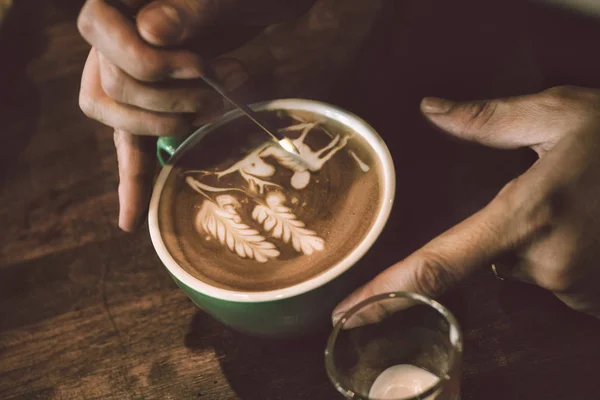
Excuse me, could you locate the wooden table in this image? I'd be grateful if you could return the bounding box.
[2,1,600,399]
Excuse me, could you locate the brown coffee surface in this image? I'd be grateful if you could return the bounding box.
[158,110,384,292]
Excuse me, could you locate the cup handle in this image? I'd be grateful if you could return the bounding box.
[157,136,187,166]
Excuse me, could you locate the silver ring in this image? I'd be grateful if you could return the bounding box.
[491,264,506,281]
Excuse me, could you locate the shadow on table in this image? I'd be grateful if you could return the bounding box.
[185,311,340,400]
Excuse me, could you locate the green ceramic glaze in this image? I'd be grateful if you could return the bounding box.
[157,136,186,166]
[150,100,395,337]
[169,264,365,338]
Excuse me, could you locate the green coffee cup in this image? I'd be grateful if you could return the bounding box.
[150,99,395,337]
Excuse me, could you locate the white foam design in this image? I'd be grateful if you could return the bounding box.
[184,119,368,262]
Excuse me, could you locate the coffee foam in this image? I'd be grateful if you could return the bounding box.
[158,110,385,292]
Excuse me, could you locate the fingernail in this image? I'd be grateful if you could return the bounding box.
[138,4,183,46]
[118,210,136,233]
[119,204,148,233]
[421,97,454,114]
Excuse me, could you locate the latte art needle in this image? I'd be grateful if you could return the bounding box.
[200,73,300,155]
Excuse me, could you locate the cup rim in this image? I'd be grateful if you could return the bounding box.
[324,291,463,400]
[148,98,396,303]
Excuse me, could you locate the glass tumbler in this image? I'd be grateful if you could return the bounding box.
[325,292,462,400]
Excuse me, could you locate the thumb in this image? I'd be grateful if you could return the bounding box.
[201,32,274,101]
[420,90,578,152]
[189,56,250,126]
[214,31,273,81]
[332,195,516,328]
[136,0,236,46]
[185,36,269,126]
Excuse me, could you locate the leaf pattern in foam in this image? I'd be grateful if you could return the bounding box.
[196,195,280,263]
[252,193,325,256]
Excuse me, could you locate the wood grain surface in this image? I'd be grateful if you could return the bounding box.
[2,1,600,399]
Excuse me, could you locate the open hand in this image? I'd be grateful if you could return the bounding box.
[333,86,600,325]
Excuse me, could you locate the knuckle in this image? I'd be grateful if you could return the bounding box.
[410,254,458,297]
[78,89,96,119]
[128,51,168,82]
[167,96,188,113]
[538,262,575,293]
[541,86,580,109]
[100,63,125,101]
[525,190,566,243]
[528,189,564,232]
[494,177,563,241]
[529,235,579,293]
[545,85,577,98]
[541,86,600,119]
[460,100,499,138]
[76,12,94,40]
[544,85,584,102]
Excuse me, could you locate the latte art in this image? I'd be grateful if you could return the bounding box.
[158,110,384,291]
[183,119,357,262]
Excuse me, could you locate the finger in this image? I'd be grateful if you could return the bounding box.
[135,0,312,47]
[136,0,231,46]
[492,255,600,318]
[97,52,244,116]
[97,52,213,113]
[116,0,150,8]
[189,56,251,125]
[420,86,596,154]
[555,291,600,319]
[217,36,272,80]
[332,195,517,327]
[78,0,204,81]
[80,49,193,136]
[108,0,151,10]
[114,129,156,232]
